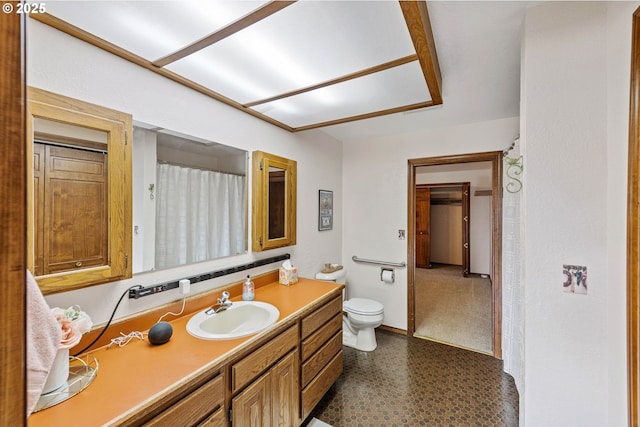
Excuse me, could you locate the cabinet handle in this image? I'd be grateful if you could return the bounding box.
[75,261,82,267]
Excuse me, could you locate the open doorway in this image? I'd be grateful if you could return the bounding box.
[407,152,503,358]
[415,182,471,274]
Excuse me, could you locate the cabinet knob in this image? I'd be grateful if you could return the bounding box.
[75,261,83,267]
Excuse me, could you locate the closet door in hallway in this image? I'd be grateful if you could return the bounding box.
[415,187,431,268]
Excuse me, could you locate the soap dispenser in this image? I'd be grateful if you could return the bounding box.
[242,275,254,301]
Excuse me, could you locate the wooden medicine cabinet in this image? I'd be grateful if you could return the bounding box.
[27,87,132,294]
[252,151,297,251]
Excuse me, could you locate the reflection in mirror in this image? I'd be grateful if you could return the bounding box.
[33,118,108,276]
[268,166,285,240]
[132,125,247,273]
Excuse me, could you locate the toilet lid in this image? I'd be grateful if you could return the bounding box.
[344,298,384,315]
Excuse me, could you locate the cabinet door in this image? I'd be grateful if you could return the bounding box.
[415,187,431,268]
[232,371,271,427]
[270,351,299,427]
[41,144,108,274]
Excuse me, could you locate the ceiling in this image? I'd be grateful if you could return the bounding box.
[34,1,533,142]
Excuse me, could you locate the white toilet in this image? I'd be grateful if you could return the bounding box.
[315,268,384,352]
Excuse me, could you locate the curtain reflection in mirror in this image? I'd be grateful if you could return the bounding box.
[155,163,246,269]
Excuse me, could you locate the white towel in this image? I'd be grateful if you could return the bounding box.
[25,270,61,416]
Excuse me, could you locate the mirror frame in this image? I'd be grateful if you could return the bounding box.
[27,87,133,294]
[252,150,297,251]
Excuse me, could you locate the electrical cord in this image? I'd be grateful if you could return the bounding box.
[72,284,143,357]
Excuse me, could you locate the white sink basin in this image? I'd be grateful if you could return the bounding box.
[186,301,280,340]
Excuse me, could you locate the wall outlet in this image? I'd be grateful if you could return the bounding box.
[179,279,191,295]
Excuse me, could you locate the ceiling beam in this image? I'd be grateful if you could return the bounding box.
[245,54,419,108]
[152,1,296,68]
[399,1,442,105]
[291,100,436,132]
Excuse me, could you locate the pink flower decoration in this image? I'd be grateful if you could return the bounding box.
[52,306,93,350]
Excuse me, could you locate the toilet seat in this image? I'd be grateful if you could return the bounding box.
[344,298,384,316]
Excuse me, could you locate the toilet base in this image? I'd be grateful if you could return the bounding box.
[342,317,378,352]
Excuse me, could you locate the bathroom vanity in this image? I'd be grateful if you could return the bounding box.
[28,274,343,427]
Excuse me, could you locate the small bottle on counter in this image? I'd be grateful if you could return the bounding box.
[242,275,254,301]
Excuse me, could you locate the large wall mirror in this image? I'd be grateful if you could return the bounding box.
[252,151,297,251]
[132,124,247,273]
[27,87,133,294]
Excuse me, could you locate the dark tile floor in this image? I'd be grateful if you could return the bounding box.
[306,330,519,427]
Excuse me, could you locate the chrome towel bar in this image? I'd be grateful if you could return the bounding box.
[352,256,406,268]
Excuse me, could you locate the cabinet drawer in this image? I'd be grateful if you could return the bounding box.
[301,312,342,361]
[301,296,342,340]
[302,331,342,387]
[301,350,343,420]
[197,407,226,427]
[144,374,224,427]
[232,324,298,393]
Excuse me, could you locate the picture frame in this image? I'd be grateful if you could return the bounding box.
[318,190,333,231]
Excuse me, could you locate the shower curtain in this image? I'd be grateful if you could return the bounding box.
[502,139,524,394]
[155,163,246,270]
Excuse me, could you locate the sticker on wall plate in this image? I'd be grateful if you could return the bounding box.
[562,264,587,295]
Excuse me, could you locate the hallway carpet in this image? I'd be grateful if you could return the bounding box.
[414,264,493,354]
[307,330,519,426]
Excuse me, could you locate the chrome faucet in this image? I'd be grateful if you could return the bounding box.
[205,291,232,315]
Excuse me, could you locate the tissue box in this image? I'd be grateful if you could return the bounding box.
[279,267,298,285]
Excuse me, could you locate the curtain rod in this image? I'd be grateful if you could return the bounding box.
[157,160,246,177]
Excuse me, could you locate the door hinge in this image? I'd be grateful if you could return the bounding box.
[259,159,264,170]
[228,407,232,423]
[125,253,129,269]
[125,131,129,145]
[259,236,263,246]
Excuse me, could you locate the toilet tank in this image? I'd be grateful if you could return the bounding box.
[315,268,346,284]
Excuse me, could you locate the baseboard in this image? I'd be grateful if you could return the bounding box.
[379,324,407,335]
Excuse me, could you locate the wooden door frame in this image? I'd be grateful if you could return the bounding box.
[408,151,503,358]
[462,182,471,276]
[628,7,640,427]
[0,7,26,426]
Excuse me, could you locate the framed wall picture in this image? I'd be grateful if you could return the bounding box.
[318,190,333,231]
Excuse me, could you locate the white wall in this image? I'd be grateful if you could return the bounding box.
[521,2,636,425]
[342,117,518,330]
[27,20,343,325]
[430,204,463,265]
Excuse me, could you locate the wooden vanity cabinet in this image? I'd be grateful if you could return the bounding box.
[231,325,299,427]
[142,371,225,427]
[232,350,298,427]
[300,296,343,420]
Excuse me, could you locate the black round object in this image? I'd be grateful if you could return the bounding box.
[148,321,173,345]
